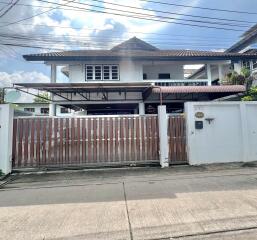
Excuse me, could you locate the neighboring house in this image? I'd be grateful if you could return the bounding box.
[15,103,74,116]
[15,37,257,115]
[191,24,257,80]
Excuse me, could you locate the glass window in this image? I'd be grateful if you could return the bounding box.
[94,65,102,80]
[86,65,119,80]
[40,108,49,114]
[111,65,118,80]
[60,107,69,113]
[86,65,93,80]
[143,73,147,80]
[103,65,110,80]
[158,73,170,79]
[24,108,35,112]
[242,61,251,70]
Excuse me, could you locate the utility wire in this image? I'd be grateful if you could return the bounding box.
[0,21,241,40]
[0,32,236,44]
[0,0,77,28]
[0,0,247,32]
[0,0,13,13]
[138,0,257,15]
[0,0,255,24]
[88,0,255,25]
[35,0,248,30]
[0,0,19,18]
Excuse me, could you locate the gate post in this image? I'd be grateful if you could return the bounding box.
[0,104,14,175]
[158,105,169,168]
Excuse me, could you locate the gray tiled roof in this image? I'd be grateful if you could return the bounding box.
[23,37,257,61]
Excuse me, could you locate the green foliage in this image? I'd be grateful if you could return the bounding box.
[223,71,245,85]
[223,67,251,86]
[241,67,251,78]
[33,92,50,103]
[0,88,4,104]
[0,169,3,176]
[242,86,257,101]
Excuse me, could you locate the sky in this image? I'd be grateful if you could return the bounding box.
[0,0,257,102]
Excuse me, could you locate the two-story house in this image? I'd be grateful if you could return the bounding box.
[17,37,257,115]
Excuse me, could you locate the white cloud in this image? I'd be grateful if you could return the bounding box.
[0,71,50,102]
[0,0,202,50]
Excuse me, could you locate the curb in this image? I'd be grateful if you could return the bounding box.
[0,174,12,188]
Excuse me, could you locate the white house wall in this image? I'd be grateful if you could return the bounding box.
[143,64,184,79]
[68,61,184,82]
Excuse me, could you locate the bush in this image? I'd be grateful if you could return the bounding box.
[241,86,257,101]
[0,169,3,176]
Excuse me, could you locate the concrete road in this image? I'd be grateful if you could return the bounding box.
[1,164,257,240]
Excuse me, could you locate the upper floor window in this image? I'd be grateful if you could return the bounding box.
[40,108,49,114]
[158,73,170,79]
[24,108,35,113]
[60,107,69,114]
[242,61,251,70]
[85,65,119,81]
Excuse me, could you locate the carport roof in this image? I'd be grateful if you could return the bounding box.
[14,82,152,93]
[151,85,246,94]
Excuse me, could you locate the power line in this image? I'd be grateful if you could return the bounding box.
[0,0,77,28]
[0,32,236,44]
[35,0,247,30]
[0,21,240,40]
[0,0,13,13]
[0,0,255,25]
[88,0,255,25]
[0,0,247,32]
[0,0,19,18]
[138,0,257,15]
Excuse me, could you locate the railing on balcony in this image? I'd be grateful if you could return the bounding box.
[143,79,210,86]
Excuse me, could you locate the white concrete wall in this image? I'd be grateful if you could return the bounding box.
[0,104,13,175]
[185,102,257,165]
[143,64,184,79]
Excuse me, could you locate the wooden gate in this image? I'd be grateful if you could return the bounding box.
[168,115,187,164]
[12,115,160,169]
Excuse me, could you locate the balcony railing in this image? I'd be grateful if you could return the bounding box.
[144,79,209,86]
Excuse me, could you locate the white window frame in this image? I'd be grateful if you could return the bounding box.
[85,64,119,81]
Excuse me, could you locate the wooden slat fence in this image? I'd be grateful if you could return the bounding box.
[12,115,160,168]
[168,115,187,164]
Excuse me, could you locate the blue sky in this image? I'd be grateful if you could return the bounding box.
[0,0,257,97]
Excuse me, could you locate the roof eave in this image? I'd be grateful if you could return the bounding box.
[22,55,257,62]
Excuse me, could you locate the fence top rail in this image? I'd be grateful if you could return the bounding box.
[14,114,159,119]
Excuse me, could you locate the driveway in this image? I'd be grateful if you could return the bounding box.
[1,164,257,240]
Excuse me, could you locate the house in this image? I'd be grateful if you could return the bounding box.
[15,37,257,115]
[191,24,257,80]
[15,103,74,116]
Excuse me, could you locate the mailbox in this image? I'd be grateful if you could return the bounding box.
[195,121,203,130]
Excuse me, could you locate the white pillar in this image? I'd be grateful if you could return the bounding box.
[0,104,13,175]
[138,102,145,115]
[50,64,57,116]
[218,64,223,83]
[206,64,212,86]
[234,62,242,73]
[158,105,169,168]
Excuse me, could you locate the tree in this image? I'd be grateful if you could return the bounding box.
[33,92,50,103]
